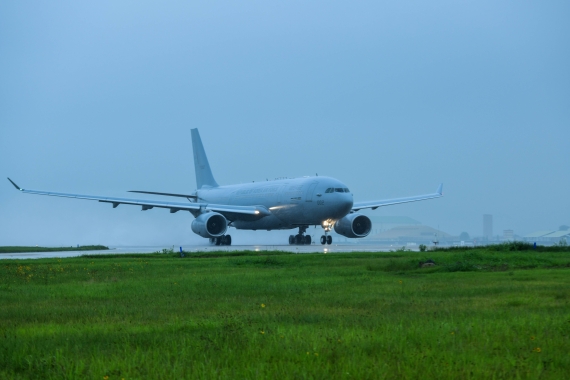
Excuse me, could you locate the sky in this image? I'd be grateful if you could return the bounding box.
[1,1,569,246]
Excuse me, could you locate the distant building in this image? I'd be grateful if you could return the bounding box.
[523,230,554,242]
[524,230,570,244]
[483,214,493,239]
[503,230,514,241]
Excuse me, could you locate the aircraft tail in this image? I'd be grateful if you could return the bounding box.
[191,129,219,189]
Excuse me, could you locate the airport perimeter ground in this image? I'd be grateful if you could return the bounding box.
[1,245,569,379]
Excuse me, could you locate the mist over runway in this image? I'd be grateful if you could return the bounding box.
[0,244,404,260]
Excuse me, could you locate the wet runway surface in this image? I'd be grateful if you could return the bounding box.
[0,244,402,260]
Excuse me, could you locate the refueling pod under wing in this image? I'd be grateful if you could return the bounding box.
[334,214,372,238]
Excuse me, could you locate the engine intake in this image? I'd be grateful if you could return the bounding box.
[191,212,228,238]
[334,214,372,238]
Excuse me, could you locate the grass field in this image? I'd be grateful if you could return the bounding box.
[0,245,109,254]
[1,245,569,379]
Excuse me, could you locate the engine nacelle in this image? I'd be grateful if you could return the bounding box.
[334,214,372,238]
[191,212,228,238]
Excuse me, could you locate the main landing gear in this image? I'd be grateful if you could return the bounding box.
[289,226,311,245]
[209,235,232,246]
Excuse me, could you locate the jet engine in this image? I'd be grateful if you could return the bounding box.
[191,212,228,238]
[333,214,372,238]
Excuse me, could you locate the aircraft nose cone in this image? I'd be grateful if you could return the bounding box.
[340,194,353,214]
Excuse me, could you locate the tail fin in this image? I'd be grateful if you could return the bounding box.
[191,129,219,189]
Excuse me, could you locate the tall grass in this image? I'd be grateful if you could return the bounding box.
[368,247,570,273]
[434,241,570,252]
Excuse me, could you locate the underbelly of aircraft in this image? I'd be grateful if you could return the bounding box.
[233,214,291,230]
[232,202,337,230]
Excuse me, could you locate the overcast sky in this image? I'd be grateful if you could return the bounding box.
[1,1,568,246]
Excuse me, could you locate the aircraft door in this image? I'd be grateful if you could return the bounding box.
[302,182,319,222]
[277,184,287,205]
[304,182,318,202]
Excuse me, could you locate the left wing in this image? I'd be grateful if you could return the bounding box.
[7,178,270,217]
[352,183,443,211]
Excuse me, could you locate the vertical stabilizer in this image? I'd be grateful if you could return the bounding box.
[191,129,219,188]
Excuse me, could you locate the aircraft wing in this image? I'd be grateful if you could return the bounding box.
[352,183,443,211]
[7,178,269,217]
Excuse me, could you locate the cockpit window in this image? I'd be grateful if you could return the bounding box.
[327,187,349,193]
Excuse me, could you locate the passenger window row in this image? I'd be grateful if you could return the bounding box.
[325,187,350,193]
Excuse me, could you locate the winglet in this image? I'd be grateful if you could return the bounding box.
[436,183,443,196]
[7,178,23,191]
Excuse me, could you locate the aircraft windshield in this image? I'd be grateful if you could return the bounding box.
[327,187,350,193]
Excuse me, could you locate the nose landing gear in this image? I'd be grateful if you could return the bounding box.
[289,226,311,245]
[320,222,333,245]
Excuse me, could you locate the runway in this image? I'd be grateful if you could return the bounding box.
[0,243,406,260]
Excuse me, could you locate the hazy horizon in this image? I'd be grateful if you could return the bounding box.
[1,1,569,246]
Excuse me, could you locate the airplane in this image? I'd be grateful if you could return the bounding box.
[7,128,443,246]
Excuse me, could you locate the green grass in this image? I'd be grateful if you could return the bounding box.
[0,245,109,253]
[1,248,569,379]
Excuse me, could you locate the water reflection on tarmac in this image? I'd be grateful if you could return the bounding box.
[0,244,404,260]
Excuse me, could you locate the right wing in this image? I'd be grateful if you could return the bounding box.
[352,183,443,211]
[7,178,270,217]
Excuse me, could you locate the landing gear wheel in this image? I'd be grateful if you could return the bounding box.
[215,237,222,246]
[326,235,332,245]
[222,235,231,246]
[289,235,295,245]
[320,235,326,245]
[304,235,311,245]
[295,234,304,245]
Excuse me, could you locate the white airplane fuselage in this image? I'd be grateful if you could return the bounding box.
[196,176,353,230]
